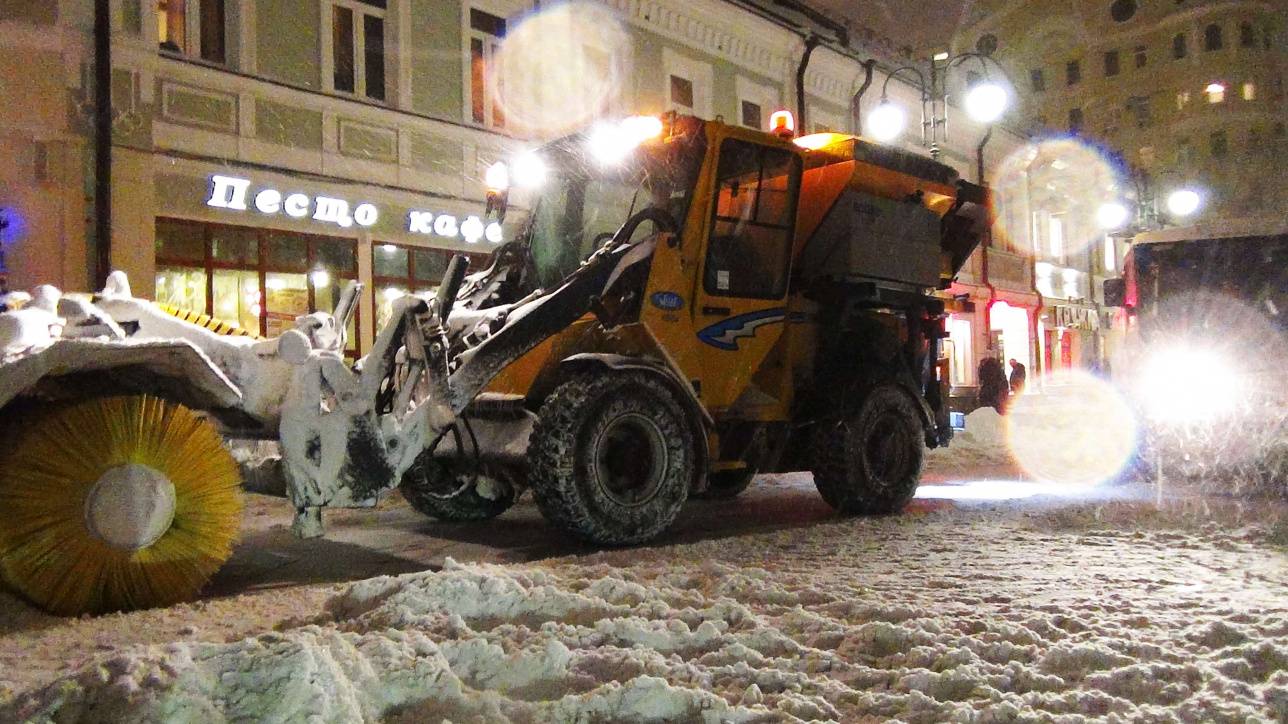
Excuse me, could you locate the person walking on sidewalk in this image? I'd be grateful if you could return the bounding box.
[1008,358,1027,395]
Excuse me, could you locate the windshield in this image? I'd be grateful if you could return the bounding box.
[1134,234,1288,331]
[522,131,706,287]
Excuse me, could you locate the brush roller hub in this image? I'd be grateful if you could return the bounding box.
[84,463,177,550]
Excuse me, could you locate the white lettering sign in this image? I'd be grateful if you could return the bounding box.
[207,175,250,210]
[313,197,354,228]
[283,192,310,218]
[460,216,484,243]
[353,203,379,227]
[204,175,499,241]
[408,211,434,234]
[433,214,459,238]
[254,189,281,214]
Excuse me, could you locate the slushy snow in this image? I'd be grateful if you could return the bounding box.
[6,502,1285,723]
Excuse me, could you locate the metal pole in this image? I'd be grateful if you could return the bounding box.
[93,0,113,288]
[795,36,820,133]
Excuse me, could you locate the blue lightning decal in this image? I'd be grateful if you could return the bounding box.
[696,308,787,351]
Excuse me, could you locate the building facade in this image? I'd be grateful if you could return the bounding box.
[954,0,1288,221]
[1,0,1031,382]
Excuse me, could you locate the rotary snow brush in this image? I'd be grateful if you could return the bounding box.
[0,396,243,615]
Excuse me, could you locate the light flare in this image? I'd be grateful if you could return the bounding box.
[1007,369,1138,487]
[491,3,629,138]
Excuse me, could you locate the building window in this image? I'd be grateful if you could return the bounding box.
[1206,82,1225,103]
[1204,24,1223,51]
[468,8,506,127]
[1133,45,1147,68]
[328,1,386,101]
[1068,107,1084,131]
[670,75,694,109]
[1173,33,1187,59]
[154,219,361,357]
[371,244,487,330]
[740,100,761,129]
[1110,0,1137,22]
[1210,130,1228,157]
[1242,81,1256,100]
[1066,60,1081,85]
[1176,90,1190,109]
[1176,137,1194,165]
[1030,68,1045,92]
[1103,50,1120,76]
[158,0,225,63]
[1240,22,1256,48]
[1049,215,1065,263]
[1126,95,1151,127]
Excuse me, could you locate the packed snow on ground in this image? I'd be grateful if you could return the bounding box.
[3,499,1285,723]
[928,406,1014,469]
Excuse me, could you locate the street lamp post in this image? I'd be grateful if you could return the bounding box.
[1100,165,1204,235]
[867,51,1012,166]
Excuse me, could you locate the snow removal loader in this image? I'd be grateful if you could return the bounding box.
[0,111,987,614]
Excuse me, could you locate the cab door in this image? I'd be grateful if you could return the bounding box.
[643,134,803,413]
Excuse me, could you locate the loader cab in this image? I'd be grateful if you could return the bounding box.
[641,121,805,413]
[516,115,710,288]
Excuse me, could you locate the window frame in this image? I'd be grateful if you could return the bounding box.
[701,138,803,300]
[1103,50,1120,77]
[1173,33,1188,59]
[369,242,488,329]
[157,0,227,64]
[321,0,389,103]
[465,6,507,129]
[1066,59,1081,85]
[1204,23,1224,51]
[154,218,362,357]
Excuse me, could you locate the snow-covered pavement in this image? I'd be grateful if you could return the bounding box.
[2,471,1284,723]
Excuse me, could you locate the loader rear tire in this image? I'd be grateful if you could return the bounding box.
[528,371,692,545]
[811,385,924,514]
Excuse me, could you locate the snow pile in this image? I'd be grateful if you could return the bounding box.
[7,507,1287,722]
[928,406,1014,468]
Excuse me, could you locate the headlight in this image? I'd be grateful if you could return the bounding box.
[1139,345,1242,424]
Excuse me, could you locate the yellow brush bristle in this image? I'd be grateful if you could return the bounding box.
[0,396,243,615]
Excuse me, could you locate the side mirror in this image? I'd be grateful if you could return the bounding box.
[1102,278,1125,307]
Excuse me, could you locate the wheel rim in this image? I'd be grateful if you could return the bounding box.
[593,412,668,507]
[864,412,912,491]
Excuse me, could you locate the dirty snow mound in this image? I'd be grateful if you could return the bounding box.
[8,507,1287,723]
[929,406,1014,467]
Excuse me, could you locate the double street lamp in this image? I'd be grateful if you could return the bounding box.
[866,51,1012,160]
[1096,167,1204,233]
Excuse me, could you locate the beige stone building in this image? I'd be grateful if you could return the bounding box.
[1,0,1036,400]
[954,0,1288,221]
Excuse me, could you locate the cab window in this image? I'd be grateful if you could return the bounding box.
[703,139,801,298]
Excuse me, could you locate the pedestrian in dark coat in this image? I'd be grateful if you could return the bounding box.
[978,357,1009,413]
[1008,358,1027,394]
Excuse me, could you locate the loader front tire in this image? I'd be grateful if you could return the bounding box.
[811,385,924,514]
[528,372,692,545]
[399,450,516,522]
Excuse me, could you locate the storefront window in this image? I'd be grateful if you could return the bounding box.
[155,218,360,357]
[371,242,485,330]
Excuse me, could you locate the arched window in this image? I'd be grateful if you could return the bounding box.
[1204,23,1223,51]
[1240,22,1256,47]
[1172,33,1188,59]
